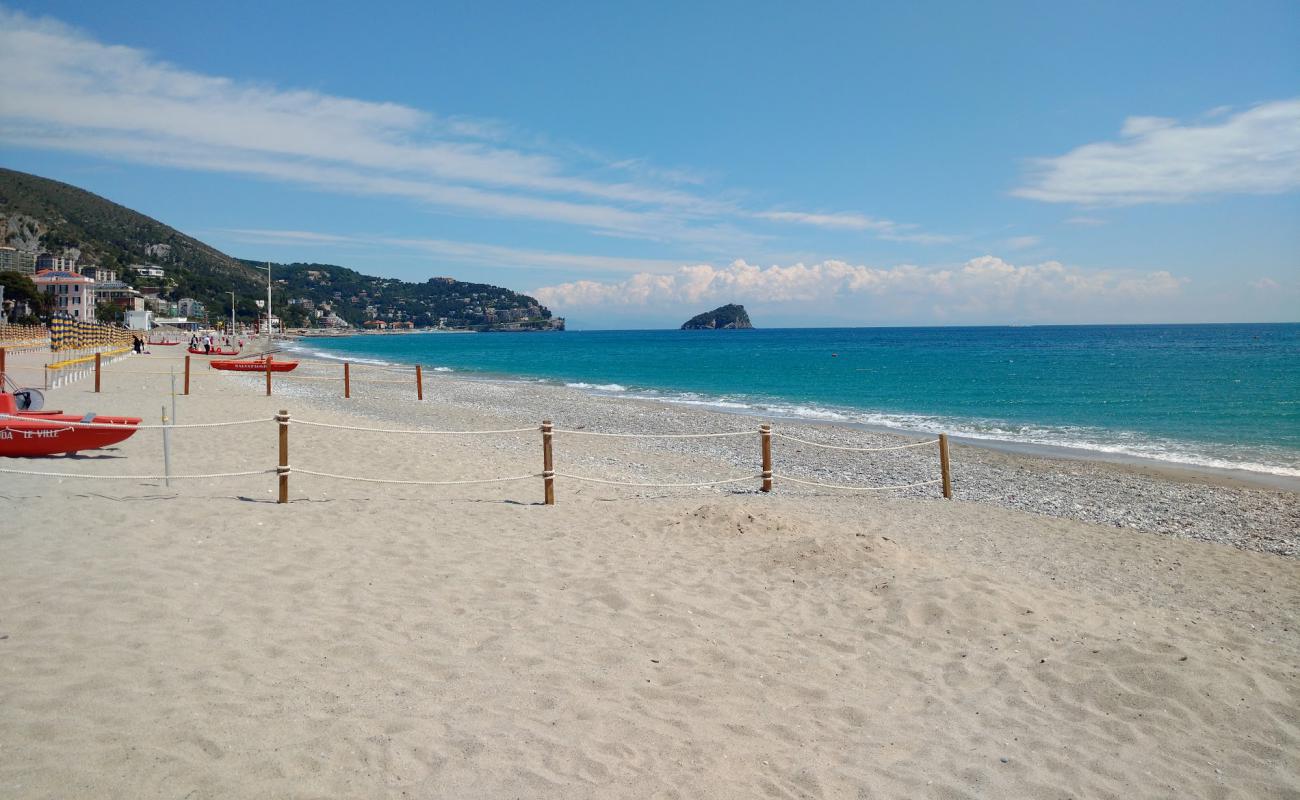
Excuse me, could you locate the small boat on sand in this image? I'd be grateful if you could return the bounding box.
[210,356,299,373]
[0,394,141,457]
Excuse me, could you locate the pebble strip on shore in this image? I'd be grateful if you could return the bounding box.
[227,357,1299,557]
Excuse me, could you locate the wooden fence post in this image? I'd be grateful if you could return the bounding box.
[183,355,191,395]
[265,354,273,396]
[416,365,423,400]
[541,420,555,505]
[277,409,290,504]
[344,362,351,398]
[94,352,101,393]
[761,423,773,492]
[939,433,952,499]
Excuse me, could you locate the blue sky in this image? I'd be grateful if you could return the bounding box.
[1,0,1296,328]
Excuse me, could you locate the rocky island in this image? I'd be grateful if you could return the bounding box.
[680,304,753,330]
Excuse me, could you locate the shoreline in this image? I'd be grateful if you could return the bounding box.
[254,348,1296,556]
[284,338,1300,493]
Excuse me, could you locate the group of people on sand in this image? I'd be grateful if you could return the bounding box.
[188,333,243,354]
[131,335,149,355]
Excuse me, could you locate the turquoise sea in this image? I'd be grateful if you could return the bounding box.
[290,324,1300,478]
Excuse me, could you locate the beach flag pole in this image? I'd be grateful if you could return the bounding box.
[541,420,555,505]
[760,424,773,492]
[939,434,952,499]
[265,354,273,396]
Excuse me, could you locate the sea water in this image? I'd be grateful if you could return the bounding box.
[291,324,1300,478]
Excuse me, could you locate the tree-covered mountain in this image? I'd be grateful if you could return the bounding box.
[249,260,557,330]
[0,167,560,331]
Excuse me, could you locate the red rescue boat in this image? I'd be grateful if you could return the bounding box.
[210,356,298,372]
[0,394,141,457]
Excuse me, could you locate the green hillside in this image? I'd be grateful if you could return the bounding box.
[0,168,560,331]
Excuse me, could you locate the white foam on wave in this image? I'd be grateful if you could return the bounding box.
[634,390,1300,478]
[566,382,628,392]
[299,349,398,367]
[849,410,1300,478]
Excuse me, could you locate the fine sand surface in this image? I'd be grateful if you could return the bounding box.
[1,350,1297,799]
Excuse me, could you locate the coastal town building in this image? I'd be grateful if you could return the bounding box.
[81,266,118,283]
[95,280,144,311]
[36,253,79,271]
[0,246,38,274]
[131,264,166,278]
[32,269,95,320]
[177,297,206,319]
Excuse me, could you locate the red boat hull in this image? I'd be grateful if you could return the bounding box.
[211,359,299,372]
[0,396,141,457]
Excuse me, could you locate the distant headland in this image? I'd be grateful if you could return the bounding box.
[680,304,753,330]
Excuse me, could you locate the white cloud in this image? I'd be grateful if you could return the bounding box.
[1004,235,1042,250]
[1014,98,1300,205]
[534,256,1186,322]
[1064,216,1107,226]
[755,210,953,244]
[0,10,727,240]
[0,8,946,250]
[756,210,898,231]
[219,228,683,273]
[1250,277,1280,290]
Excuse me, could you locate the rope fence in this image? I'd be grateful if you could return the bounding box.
[0,408,956,504]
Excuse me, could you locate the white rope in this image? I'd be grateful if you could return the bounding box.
[774,475,943,491]
[554,429,754,439]
[0,467,274,480]
[0,414,273,430]
[292,418,535,435]
[554,472,761,488]
[773,433,939,452]
[294,468,538,486]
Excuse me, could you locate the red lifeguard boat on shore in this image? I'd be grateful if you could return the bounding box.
[210,356,298,372]
[0,394,141,457]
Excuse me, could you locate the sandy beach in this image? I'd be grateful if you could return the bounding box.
[2,348,1297,799]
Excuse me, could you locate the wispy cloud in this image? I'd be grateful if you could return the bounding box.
[1014,98,1300,205]
[0,8,946,250]
[535,256,1185,322]
[1003,235,1042,250]
[1064,216,1107,226]
[756,210,954,244]
[756,210,898,231]
[220,228,684,274]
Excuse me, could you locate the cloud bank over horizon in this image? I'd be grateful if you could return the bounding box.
[534,256,1188,324]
